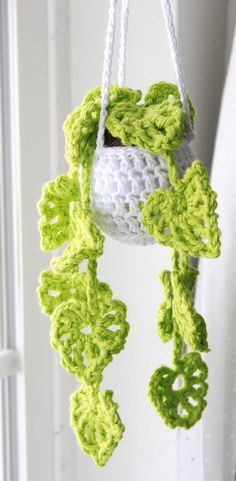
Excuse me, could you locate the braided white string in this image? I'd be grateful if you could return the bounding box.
[118,0,129,87]
[161,0,193,136]
[96,0,118,148]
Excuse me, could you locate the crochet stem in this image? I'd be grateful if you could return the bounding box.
[70,165,82,208]
[172,250,189,273]
[179,254,189,272]
[172,323,183,366]
[87,258,99,312]
[171,249,180,270]
[163,151,179,187]
[81,164,92,210]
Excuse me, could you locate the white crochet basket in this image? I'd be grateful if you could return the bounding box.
[91,0,194,246]
[91,142,194,245]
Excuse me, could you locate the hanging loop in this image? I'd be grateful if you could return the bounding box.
[161,0,193,136]
[118,0,129,87]
[97,0,194,150]
[96,0,118,149]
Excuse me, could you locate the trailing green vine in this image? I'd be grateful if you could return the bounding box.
[141,150,220,428]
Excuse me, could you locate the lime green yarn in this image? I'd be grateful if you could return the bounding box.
[157,265,209,352]
[38,83,167,465]
[141,157,221,258]
[147,251,209,429]
[148,349,208,429]
[38,174,80,251]
[50,295,128,386]
[144,82,195,130]
[171,269,209,353]
[106,82,194,153]
[38,164,129,466]
[63,82,194,171]
[106,97,184,152]
[70,385,125,467]
[141,141,221,429]
[38,183,129,465]
[63,84,142,168]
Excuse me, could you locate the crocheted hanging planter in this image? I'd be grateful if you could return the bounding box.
[37,0,221,468]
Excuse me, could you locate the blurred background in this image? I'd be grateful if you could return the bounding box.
[0,1,235,480]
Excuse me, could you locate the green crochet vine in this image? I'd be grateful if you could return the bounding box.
[141,147,220,428]
[38,82,221,466]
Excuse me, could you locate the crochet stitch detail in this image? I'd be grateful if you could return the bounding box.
[144,82,194,124]
[157,266,209,352]
[38,174,79,251]
[63,82,193,169]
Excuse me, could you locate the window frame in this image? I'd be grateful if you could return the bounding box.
[0,1,25,480]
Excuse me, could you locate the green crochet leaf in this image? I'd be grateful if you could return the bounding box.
[70,385,125,466]
[38,174,79,252]
[157,266,208,352]
[106,96,185,153]
[148,352,208,429]
[38,266,117,318]
[64,84,142,167]
[49,205,105,274]
[50,294,129,386]
[38,269,89,316]
[141,160,221,258]
[144,81,195,127]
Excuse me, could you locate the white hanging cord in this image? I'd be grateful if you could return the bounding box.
[118,0,129,87]
[97,0,193,149]
[161,0,193,136]
[97,0,118,148]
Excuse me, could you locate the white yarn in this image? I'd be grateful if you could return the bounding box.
[161,0,193,137]
[91,143,194,245]
[118,0,129,87]
[97,0,118,148]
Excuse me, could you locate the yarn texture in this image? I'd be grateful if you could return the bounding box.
[38,81,221,465]
[141,156,220,256]
[141,152,221,429]
[91,142,194,244]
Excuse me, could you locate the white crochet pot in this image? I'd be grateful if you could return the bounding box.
[91,143,194,245]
